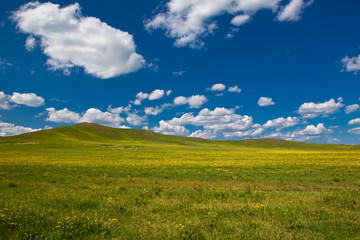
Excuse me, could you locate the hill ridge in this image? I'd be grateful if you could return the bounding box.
[1,123,359,150]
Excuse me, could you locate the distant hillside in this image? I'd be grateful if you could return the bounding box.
[0,122,359,150]
[0,123,211,146]
[225,138,360,150]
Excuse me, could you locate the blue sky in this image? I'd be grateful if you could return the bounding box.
[1,0,360,144]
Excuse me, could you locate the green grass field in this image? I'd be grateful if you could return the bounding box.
[1,123,360,239]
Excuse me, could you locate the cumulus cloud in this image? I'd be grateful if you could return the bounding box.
[342,55,360,73]
[145,0,311,48]
[12,1,145,79]
[328,138,341,144]
[153,120,189,136]
[264,123,333,142]
[155,107,254,138]
[134,92,148,105]
[45,107,150,127]
[258,97,275,107]
[25,35,36,51]
[228,85,242,93]
[297,98,344,119]
[125,113,147,126]
[348,118,360,125]
[173,95,208,108]
[277,0,313,22]
[9,92,44,107]
[230,14,250,26]
[0,91,45,109]
[0,121,41,136]
[348,127,360,135]
[81,108,124,127]
[187,95,208,108]
[145,106,163,116]
[153,107,333,142]
[0,91,10,110]
[107,105,131,114]
[46,107,80,123]
[136,92,149,100]
[210,83,226,91]
[263,117,299,130]
[345,104,360,114]
[296,123,332,136]
[173,96,188,106]
[148,89,165,100]
[223,126,264,138]
[189,129,217,139]
[169,107,252,131]
[133,89,167,105]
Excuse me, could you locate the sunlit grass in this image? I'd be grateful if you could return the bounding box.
[1,140,360,239]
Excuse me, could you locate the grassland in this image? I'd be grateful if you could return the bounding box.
[1,123,360,239]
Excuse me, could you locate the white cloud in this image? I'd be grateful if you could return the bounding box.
[230,14,250,26]
[125,113,147,126]
[157,107,254,138]
[25,35,36,51]
[169,107,252,131]
[345,104,360,114]
[223,127,263,138]
[258,97,275,107]
[12,2,145,79]
[328,138,341,144]
[348,118,360,125]
[134,92,148,105]
[296,123,333,136]
[298,98,344,119]
[187,95,208,108]
[0,121,41,136]
[145,106,163,116]
[277,0,313,22]
[0,91,10,110]
[173,96,188,106]
[263,116,299,130]
[107,105,131,114]
[81,108,125,127]
[189,130,216,139]
[348,127,360,135]
[9,92,44,107]
[173,95,208,108]
[0,91,45,109]
[228,85,242,93]
[133,100,142,106]
[136,92,149,100]
[46,107,80,123]
[210,83,226,91]
[145,0,311,48]
[342,55,360,73]
[153,120,189,136]
[133,89,166,105]
[264,123,333,142]
[46,107,133,127]
[148,89,165,100]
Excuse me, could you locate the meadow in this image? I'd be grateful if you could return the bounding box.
[0,123,360,239]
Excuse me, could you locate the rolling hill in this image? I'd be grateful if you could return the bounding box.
[0,122,359,150]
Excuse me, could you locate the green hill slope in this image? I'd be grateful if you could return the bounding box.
[0,123,211,146]
[0,122,359,150]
